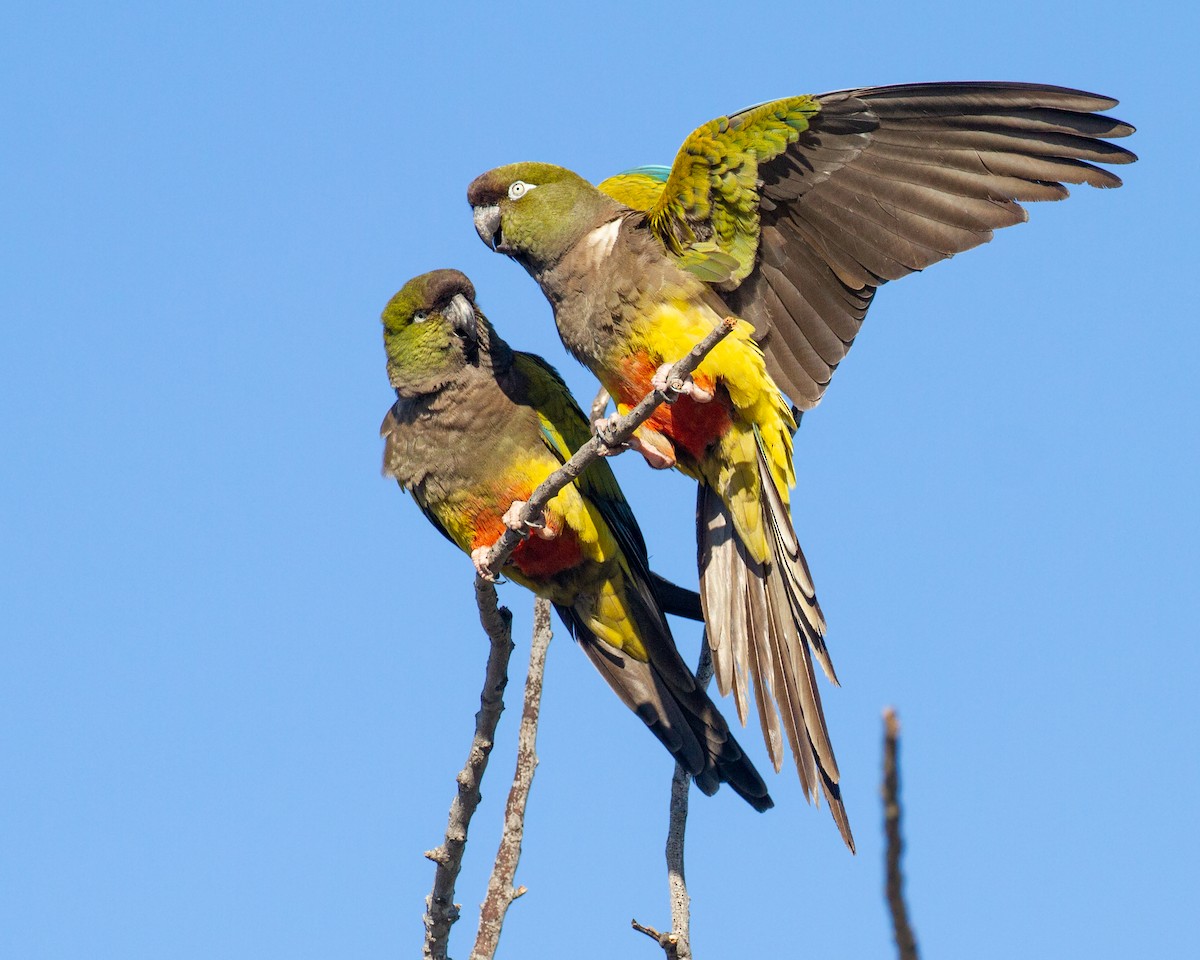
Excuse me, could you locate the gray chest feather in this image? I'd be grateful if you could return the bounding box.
[541,217,681,368]
[381,369,532,501]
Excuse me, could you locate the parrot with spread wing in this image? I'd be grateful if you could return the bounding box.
[466,82,1135,847]
[380,268,774,814]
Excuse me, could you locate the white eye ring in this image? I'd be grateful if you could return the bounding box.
[412,310,428,324]
[508,180,535,200]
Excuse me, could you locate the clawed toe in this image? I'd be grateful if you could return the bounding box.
[502,500,555,539]
[593,415,628,455]
[471,546,498,581]
[651,363,712,403]
[502,501,537,532]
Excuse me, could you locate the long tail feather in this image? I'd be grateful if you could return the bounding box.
[697,472,854,849]
[555,603,773,812]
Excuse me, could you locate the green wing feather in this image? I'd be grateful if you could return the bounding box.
[598,96,821,288]
[512,352,650,567]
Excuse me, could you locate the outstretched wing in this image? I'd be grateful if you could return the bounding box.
[599,82,1137,408]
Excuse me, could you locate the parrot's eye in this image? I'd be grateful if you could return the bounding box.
[508,180,535,200]
[412,311,429,324]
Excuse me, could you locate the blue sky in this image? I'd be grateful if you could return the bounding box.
[2,1,1196,957]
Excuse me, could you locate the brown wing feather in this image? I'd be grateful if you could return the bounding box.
[724,82,1135,407]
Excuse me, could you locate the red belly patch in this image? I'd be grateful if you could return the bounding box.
[470,498,584,580]
[510,530,584,579]
[613,352,732,461]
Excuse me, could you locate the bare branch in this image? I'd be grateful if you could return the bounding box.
[471,598,553,960]
[476,318,739,580]
[421,580,516,960]
[633,635,714,959]
[883,707,920,960]
[664,637,713,959]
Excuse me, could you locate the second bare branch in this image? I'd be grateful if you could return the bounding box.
[421,580,516,960]
[471,598,553,960]
[883,707,920,960]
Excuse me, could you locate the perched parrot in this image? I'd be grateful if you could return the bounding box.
[380,268,773,813]
[466,82,1135,848]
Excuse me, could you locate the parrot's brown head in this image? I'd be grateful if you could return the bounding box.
[468,162,625,275]
[381,269,494,397]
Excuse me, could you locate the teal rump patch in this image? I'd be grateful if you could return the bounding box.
[615,165,671,182]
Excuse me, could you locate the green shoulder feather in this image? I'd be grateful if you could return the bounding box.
[597,164,671,211]
[598,96,820,288]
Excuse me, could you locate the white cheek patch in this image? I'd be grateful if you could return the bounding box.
[583,219,621,261]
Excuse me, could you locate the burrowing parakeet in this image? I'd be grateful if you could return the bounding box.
[380,269,772,811]
[467,81,1135,849]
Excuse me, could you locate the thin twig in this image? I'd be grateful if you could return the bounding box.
[630,920,682,959]
[883,707,920,960]
[635,636,714,959]
[470,598,553,960]
[666,637,713,958]
[477,317,739,580]
[421,580,516,960]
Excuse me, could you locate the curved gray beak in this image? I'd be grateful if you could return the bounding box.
[472,204,502,251]
[445,293,477,344]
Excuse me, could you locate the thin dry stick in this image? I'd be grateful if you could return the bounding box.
[631,919,682,959]
[666,637,713,957]
[632,637,713,959]
[477,317,738,580]
[421,580,516,960]
[471,598,553,960]
[883,707,920,960]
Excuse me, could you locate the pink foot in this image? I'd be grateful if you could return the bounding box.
[651,363,712,403]
[502,501,557,539]
[593,414,630,456]
[471,546,498,581]
[594,415,676,470]
[629,433,676,469]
